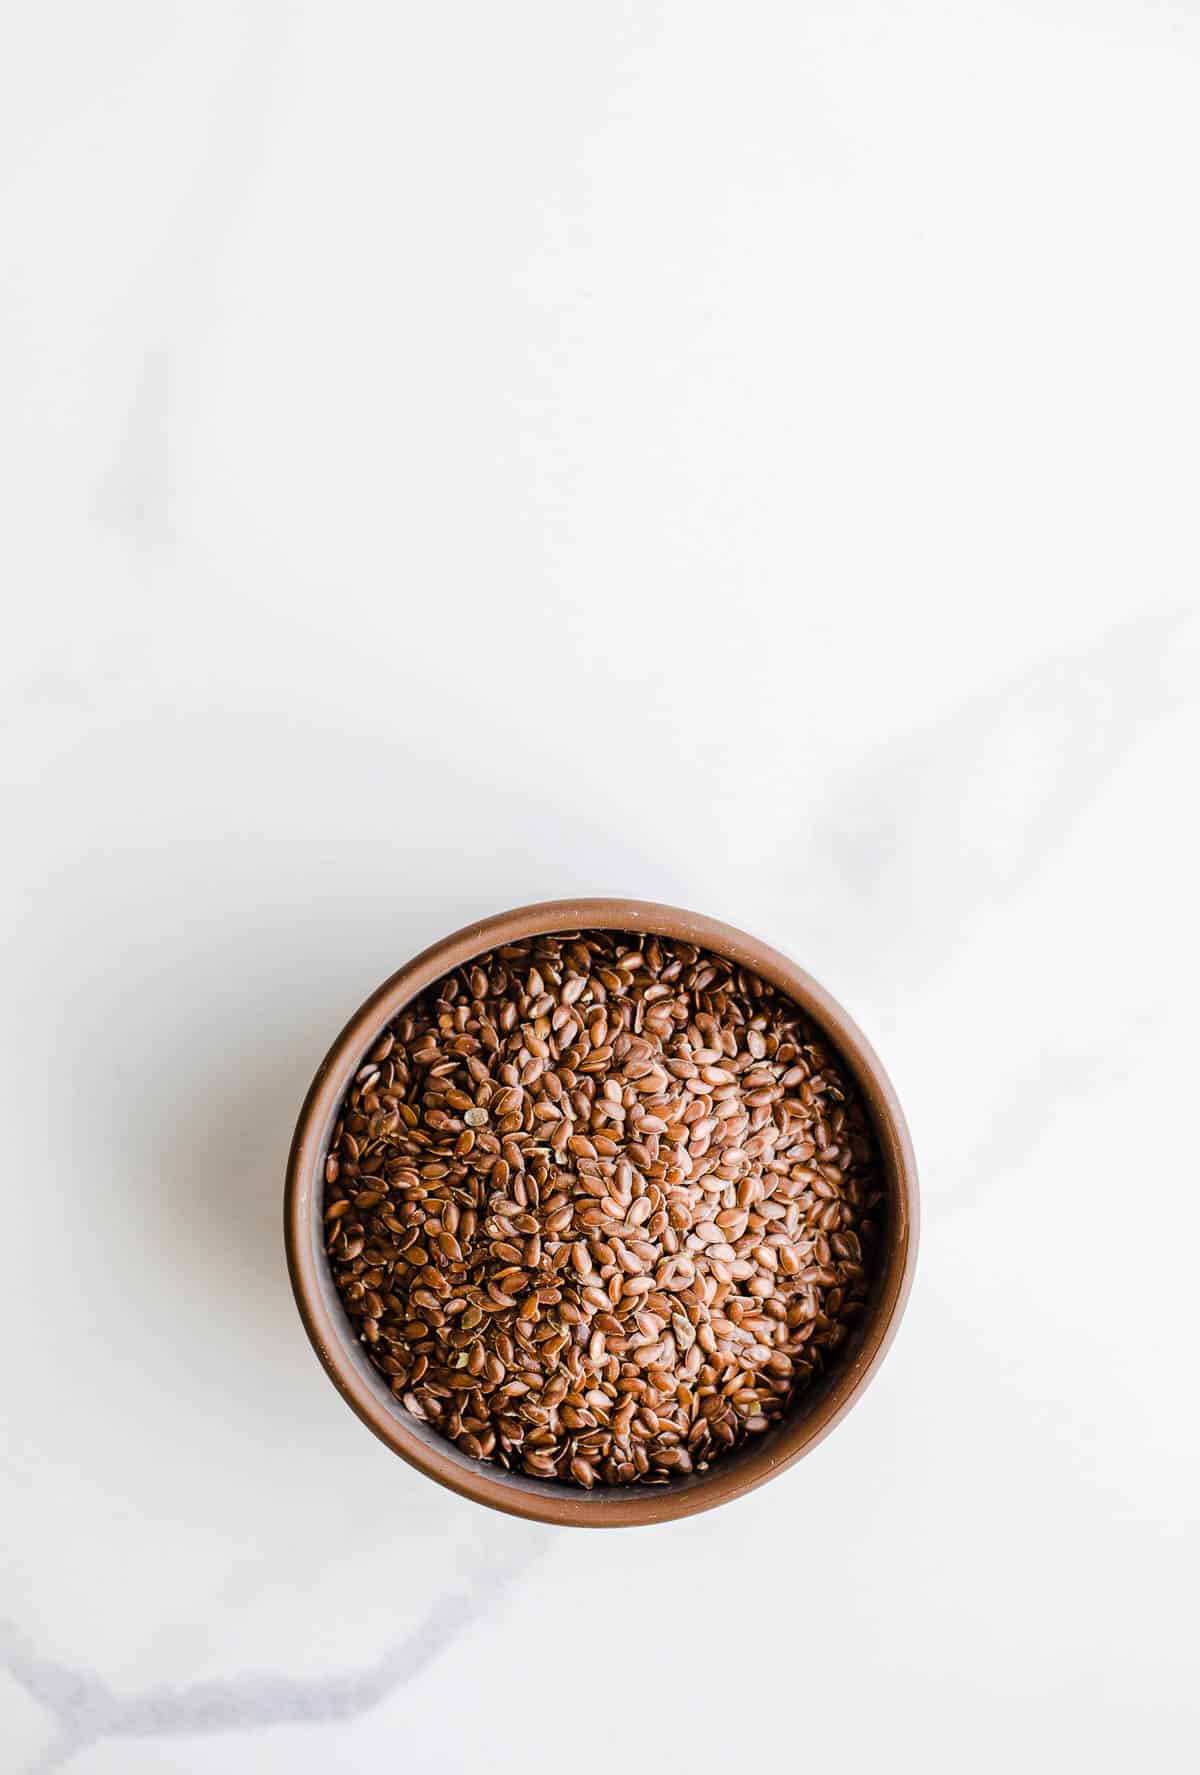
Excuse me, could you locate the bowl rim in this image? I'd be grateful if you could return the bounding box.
[284,898,918,1527]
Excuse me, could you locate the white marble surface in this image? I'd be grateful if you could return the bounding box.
[3,4,1199,1770]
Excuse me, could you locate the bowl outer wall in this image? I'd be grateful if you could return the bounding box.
[284,898,918,1527]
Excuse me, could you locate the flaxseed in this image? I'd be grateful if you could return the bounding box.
[322,932,881,1487]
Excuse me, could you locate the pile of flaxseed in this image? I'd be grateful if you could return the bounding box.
[323,932,881,1487]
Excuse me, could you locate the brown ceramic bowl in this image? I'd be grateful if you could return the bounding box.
[285,899,917,1527]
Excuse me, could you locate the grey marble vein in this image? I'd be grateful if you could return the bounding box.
[99,4,293,547]
[796,608,1191,994]
[3,1536,546,1772]
[946,1002,1166,1221]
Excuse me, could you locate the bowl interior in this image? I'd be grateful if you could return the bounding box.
[286,900,916,1525]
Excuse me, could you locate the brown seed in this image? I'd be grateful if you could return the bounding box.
[322,930,879,1491]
